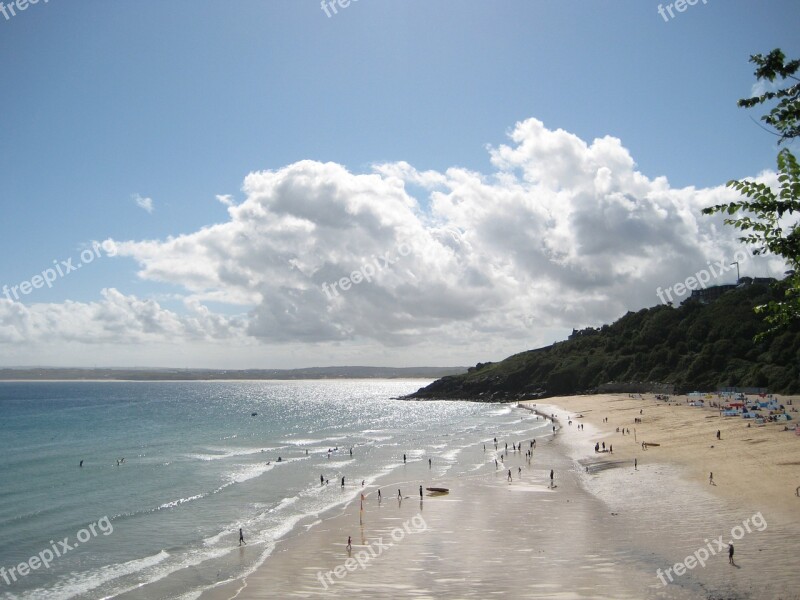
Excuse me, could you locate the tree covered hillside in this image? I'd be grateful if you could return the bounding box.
[409,283,800,401]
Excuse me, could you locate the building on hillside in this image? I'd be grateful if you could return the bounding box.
[686,276,777,305]
[688,284,737,304]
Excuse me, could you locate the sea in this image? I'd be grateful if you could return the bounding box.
[0,380,550,600]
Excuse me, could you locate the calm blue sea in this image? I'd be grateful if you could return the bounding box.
[0,380,548,600]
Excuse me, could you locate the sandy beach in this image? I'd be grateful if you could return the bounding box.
[193,394,800,600]
[537,393,800,523]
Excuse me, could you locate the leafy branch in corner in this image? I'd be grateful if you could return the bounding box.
[702,49,800,340]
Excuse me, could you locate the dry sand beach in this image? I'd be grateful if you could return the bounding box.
[537,394,800,524]
[194,394,800,600]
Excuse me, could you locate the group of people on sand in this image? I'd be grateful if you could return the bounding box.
[240,415,564,549]
[594,442,612,453]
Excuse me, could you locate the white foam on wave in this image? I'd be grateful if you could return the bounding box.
[186,447,279,461]
[222,462,276,486]
[279,438,326,446]
[21,549,170,600]
[99,544,234,600]
[157,492,207,511]
[440,448,463,461]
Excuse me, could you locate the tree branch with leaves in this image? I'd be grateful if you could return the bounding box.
[702,49,799,339]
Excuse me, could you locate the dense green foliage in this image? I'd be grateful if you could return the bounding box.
[409,284,800,401]
[703,49,800,338]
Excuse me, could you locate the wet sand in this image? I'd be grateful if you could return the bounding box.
[203,431,671,600]
[200,395,800,600]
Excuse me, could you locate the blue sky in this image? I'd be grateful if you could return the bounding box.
[0,0,798,368]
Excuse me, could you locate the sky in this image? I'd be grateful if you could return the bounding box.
[0,0,798,369]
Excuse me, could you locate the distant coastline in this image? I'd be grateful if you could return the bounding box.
[0,366,467,381]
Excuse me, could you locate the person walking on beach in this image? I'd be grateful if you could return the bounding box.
[728,543,734,564]
[550,469,554,486]
[419,485,423,500]
[239,528,246,546]
[495,459,498,468]
[634,458,637,471]
[428,458,432,468]
[378,489,382,502]
[518,466,522,477]
[403,454,407,464]
[320,474,324,485]
[709,472,714,485]
[507,469,512,482]
[341,476,345,488]
[347,536,352,551]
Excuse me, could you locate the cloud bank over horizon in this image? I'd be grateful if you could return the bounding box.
[0,119,787,367]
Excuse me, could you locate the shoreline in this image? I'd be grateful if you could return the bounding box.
[199,413,671,600]
[529,393,800,523]
[194,394,800,599]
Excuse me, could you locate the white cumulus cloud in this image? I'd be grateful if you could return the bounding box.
[1,118,788,366]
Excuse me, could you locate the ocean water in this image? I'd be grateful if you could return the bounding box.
[0,380,549,600]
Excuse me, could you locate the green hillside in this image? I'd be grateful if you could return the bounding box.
[408,283,800,401]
